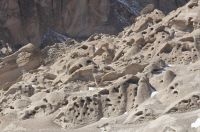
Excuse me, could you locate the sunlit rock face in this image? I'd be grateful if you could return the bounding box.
[0,0,188,47]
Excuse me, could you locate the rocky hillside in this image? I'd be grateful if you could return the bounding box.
[0,0,200,132]
[0,0,188,48]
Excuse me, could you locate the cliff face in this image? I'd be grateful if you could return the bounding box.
[0,0,129,47]
[0,0,188,47]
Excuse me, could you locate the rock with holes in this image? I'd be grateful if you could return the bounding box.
[165,93,200,114]
[68,57,95,74]
[53,75,140,128]
[93,42,115,64]
[4,82,35,97]
[101,84,129,117]
[54,94,102,128]
[19,84,35,97]
[70,44,92,58]
[1,1,200,131]
[101,75,139,117]
[133,9,165,33]
[64,65,97,83]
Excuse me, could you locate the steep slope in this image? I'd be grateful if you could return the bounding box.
[0,0,200,132]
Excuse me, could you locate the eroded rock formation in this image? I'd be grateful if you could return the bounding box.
[0,0,188,48]
[1,0,200,132]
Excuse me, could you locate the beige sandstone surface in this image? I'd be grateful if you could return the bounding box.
[0,0,200,132]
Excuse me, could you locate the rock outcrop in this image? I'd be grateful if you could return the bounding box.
[1,0,200,132]
[0,0,188,47]
[0,43,41,90]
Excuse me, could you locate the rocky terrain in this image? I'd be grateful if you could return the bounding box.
[0,0,188,48]
[0,0,200,132]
